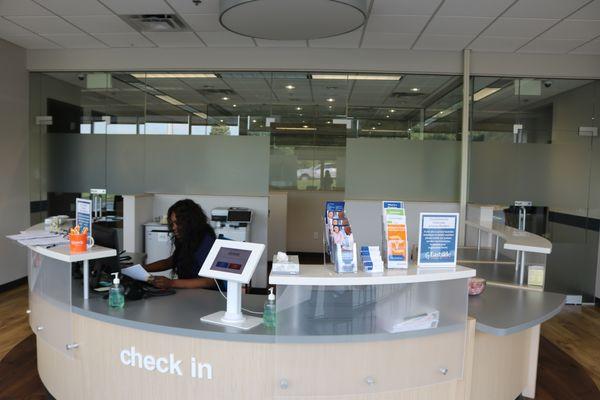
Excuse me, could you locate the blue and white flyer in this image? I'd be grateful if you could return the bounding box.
[417,212,459,268]
[76,198,92,235]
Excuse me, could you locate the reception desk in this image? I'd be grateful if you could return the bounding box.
[26,243,564,400]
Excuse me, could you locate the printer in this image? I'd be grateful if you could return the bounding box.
[210,207,253,242]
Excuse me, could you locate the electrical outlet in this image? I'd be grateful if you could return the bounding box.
[313,232,319,240]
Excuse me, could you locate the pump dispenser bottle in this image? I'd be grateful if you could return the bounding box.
[263,287,276,328]
[108,272,125,309]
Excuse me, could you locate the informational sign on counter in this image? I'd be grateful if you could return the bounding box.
[382,201,408,269]
[75,198,92,236]
[417,213,459,268]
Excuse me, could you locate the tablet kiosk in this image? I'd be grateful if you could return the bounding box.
[198,239,265,330]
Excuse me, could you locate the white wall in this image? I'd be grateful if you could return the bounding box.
[26,48,600,79]
[286,190,345,252]
[152,194,269,288]
[0,39,29,285]
[268,192,287,260]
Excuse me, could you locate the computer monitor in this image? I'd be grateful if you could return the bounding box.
[198,239,265,330]
[198,239,264,284]
[91,224,120,273]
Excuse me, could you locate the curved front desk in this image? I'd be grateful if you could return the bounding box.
[26,244,564,400]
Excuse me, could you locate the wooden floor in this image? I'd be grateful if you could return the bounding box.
[541,305,600,389]
[0,283,599,399]
[0,284,30,360]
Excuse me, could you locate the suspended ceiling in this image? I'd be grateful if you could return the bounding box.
[0,0,599,54]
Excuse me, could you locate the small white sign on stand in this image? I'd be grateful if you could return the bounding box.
[417,213,459,268]
[75,198,92,235]
[198,239,265,330]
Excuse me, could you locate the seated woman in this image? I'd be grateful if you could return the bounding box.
[145,199,216,289]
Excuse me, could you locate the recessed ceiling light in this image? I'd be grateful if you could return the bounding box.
[222,96,229,101]
[371,127,376,130]
[220,119,224,122]
[233,104,237,107]
[252,119,257,123]
[377,122,381,126]
[131,73,217,79]
[302,125,309,128]
[328,105,333,109]
[299,113,303,117]
[386,115,390,118]
[296,106,302,111]
[326,121,331,124]
[285,84,295,90]
[390,109,395,113]
[326,98,335,102]
[410,87,420,92]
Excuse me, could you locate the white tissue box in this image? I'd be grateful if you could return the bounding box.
[272,255,300,274]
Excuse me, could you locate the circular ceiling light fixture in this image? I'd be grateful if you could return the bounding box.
[220,0,367,40]
[285,84,295,90]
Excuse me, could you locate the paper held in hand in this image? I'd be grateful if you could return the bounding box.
[121,264,151,282]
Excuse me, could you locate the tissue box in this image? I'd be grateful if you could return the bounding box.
[272,255,300,274]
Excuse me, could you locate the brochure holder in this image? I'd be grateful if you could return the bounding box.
[332,242,358,273]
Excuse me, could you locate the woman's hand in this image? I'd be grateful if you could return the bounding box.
[150,276,173,289]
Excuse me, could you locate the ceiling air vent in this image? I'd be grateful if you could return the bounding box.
[122,14,189,32]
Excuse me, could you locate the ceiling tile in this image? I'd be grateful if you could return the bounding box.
[469,36,531,52]
[0,0,52,16]
[361,32,417,48]
[569,0,600,19]
[570,36,600,54]
[539,19,600,41]
[437,0,514,17]
[99,0,173,15]
[66,15,134,34]
[481,18,559,37]
[413,34,473,50]
[165,0,219,14]
[143,31,205,47]
[425,16,493,35]
[39,0,112,16]
[255,39,306,47]
[504,0,590,19]
[197,31,254,47]
[309,30,362,48]
[0,17,32,35]
[180,14,223,31]
[2,34,60,48]
[370,0,442,16]
[41,33,106,48]
[366,15,430,34]
[93,32,155,47]
[6,16,81,34]
[517,38,586,53]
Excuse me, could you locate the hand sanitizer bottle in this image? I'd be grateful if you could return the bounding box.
[108,272,125,309]
[263,287,276,328]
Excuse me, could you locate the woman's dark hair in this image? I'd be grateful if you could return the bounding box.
[168,199,215,275]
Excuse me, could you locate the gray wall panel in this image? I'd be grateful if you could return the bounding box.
[106,135,145,195]
[144,136,269,196]
[345,138,460,201]
[47,134,106,193]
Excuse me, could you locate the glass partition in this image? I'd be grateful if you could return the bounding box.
[469,77,599,301]
[274,279,469,396]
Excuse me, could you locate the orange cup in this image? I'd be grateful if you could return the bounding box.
[69,233,94,253]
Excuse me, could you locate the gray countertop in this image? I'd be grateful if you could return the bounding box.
[468,285,565,336]
[72,282,564,343]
